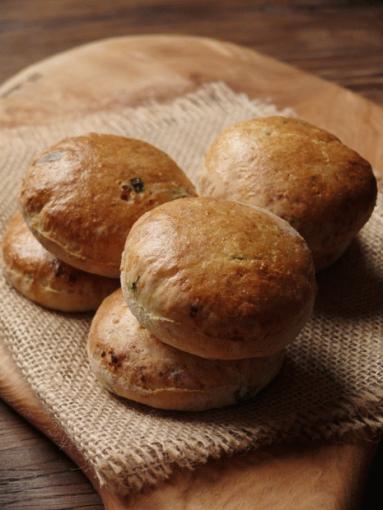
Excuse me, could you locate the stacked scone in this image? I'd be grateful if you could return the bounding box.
[88,197,316,410]
[87,117,376,411]
[3,133,196,311]
[3,117,377,412]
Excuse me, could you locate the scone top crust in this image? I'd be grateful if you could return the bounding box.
[121,197,316,359]
[20,133,196,277]
[200,116,377,269]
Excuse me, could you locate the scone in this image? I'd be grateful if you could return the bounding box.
[20,133,196,277]
[199,116,377,270]
[87,289,284,411]
[121,197,316,360]
[2,212,118,312]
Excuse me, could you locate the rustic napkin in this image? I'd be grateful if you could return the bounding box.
[0,83,382,495]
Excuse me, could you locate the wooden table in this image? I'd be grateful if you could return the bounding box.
[1,0,383,105]
[0,2,382,509]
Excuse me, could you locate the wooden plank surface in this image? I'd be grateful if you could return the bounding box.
[0,401,101,509]
[0,1,383,104]
[0,7,382,508]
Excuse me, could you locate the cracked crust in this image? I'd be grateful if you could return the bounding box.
[20,133,196,277]
[2,212,118,311]
[87,289,285,411]
[121,197,316,360]
[199,116,377,270]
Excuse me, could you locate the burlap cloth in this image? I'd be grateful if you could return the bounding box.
[0,83,382,495]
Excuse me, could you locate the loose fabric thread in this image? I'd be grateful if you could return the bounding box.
[0,83,382,495]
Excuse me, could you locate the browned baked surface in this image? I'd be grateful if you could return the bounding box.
[20,133,196,277]
[87,289,284,411]
[199,116,377,269]
[121,197,316,360]
[2,212,118,311]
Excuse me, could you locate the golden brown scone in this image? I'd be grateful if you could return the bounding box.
[199,116,377,270]
[88,289,284,411]
[2,212,118,312]
[20,133,196,277]
[121,197,316,360]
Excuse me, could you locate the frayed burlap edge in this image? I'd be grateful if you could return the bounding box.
[95,388,383,495]
[0,83,382,496]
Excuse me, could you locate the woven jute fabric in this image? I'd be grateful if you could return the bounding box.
[0,83,382,495]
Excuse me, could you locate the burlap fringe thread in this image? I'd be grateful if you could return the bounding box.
[0,83,382,495]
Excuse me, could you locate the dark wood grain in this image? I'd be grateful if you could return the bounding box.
[0,401,102,509]
[0,2,382,509]
[0,1,383,103]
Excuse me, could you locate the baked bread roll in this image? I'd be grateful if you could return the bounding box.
[20,133,196,277]
[199,116,377,270]
[88,289,284,411]
[121,197,316,360]
[2,212,118,312]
